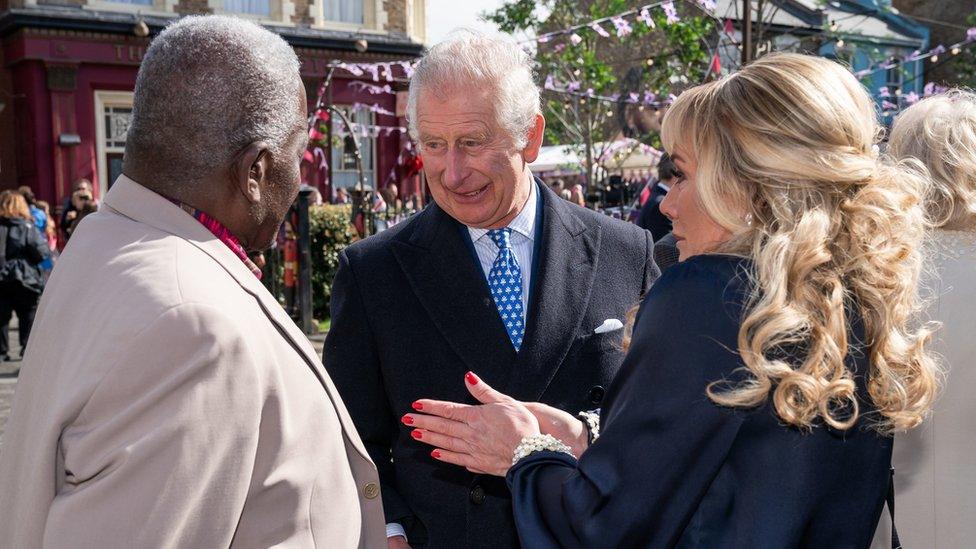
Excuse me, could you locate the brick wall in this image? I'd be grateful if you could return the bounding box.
[384,0,406,35]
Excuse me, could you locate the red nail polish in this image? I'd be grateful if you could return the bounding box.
[412,401,423,411]
[431,449,441,459]
[465,372,478,385]
[402,415,414,425]
[411,430,423,439]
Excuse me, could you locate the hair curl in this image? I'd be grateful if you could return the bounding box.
[661,53,940,433]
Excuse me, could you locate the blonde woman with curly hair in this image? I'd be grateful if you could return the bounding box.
[398,52,941,547]
[872,90,976,549]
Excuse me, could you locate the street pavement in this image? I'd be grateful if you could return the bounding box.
[0,318,327,447]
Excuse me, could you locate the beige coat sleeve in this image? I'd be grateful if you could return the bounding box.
[44,303,264,548]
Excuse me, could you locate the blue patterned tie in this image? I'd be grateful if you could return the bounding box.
[487,228,524,351]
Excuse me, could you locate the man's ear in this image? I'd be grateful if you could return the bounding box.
[232,141,271,204]
[520,114,546,164]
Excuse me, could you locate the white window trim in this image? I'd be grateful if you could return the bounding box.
[332,104,377,188]
[94,90,135,198]
[309,0,386,32]
[207,0,297,26]
[83,0,178,18]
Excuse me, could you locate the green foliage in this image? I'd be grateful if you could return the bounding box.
[483,0,713,179]
[309,204,356,319]
[953,13,976,88]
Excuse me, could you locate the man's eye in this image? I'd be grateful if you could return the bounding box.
[461,140,482,148]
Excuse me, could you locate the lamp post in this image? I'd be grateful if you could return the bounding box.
[742,0,753,65]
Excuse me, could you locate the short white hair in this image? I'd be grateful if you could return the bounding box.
[407,31,540,149]
[126,15,302,184]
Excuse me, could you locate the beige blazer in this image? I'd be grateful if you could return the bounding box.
[873,229,976,548]
[0,176,386,548]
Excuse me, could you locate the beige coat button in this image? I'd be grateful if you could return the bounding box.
[363,482,380,499]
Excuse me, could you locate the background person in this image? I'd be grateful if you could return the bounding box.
[635,153,677,242]
[872,89,976,549]
[0,191,49,362]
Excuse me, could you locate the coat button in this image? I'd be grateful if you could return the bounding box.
[587,385,605,405]
[469,484,486,505]
[363,482,380,499]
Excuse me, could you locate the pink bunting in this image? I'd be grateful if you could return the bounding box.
[590,22,611,38]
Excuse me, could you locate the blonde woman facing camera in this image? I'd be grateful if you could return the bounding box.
[872,90,976,549]
[400,53,940,547]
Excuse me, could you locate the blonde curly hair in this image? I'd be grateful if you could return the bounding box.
[660,53,940,433]
[888,89,976,230]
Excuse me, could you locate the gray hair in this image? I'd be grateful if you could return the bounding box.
[407,31,540,149]
[126,15,303,185]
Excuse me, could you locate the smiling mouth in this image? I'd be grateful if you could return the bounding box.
[452,184,488,201]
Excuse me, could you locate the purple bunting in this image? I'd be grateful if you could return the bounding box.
[590,22,611,38]
[611,17,633,37]
[662,1,680,24]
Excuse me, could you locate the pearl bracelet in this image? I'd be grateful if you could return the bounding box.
[512,434,575,465]
[577,410,601,444]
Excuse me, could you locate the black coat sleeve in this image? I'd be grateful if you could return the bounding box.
[26,225,50,265]
[322,249,414,526]
[640,227,660,295]
[506,258,748,548]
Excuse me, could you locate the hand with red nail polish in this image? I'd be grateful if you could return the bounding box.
[407,373,541,476]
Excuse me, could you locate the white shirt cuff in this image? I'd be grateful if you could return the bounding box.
[386,522,408,540]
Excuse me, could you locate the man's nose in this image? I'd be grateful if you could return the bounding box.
[444,149,468,187]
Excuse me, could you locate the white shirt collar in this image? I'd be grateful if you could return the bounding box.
[467,178,538,243]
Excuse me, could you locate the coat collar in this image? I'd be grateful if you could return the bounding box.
[391,179,600,399]
[102,175,373,464]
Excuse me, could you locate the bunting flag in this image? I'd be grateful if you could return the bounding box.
[853,29,976,79]
[523,0,714,46]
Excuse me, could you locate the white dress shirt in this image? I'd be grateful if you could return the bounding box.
[386,180,538,541]
[467,180,537,313]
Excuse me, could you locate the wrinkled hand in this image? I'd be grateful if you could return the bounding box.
[404,372,541,476]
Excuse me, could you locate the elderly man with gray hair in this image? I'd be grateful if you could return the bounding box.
[323,32,658,548]
[0,16,386,547]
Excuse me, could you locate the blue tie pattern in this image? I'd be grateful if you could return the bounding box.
[487,228,524,351]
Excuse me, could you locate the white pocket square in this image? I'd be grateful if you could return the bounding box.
[593,318,624,334]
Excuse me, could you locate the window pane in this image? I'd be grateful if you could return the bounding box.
[324,0,363,24]
[225,0,271,16]
[331,105,375,188]
[104,0,154,4]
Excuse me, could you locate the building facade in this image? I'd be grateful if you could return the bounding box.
[0,0,425,209]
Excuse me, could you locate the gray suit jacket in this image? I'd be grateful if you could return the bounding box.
[0,175,386,547]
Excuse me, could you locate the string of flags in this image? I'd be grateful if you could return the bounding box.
[879,82,950,116]
[544,74,677,108]
[332,60,416,81]
[853,28,976,79]
[524,0,717,46]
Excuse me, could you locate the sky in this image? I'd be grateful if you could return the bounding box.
[425,0,514,45]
